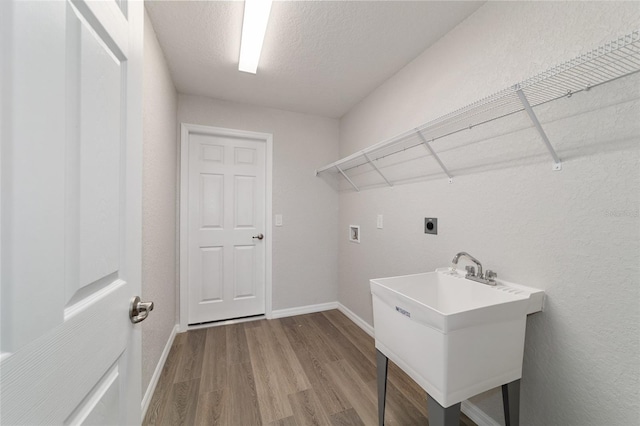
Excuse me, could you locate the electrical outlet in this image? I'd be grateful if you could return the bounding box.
[424,218,438,235]
[377,214,383,229]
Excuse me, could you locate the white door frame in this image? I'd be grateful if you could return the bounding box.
[179,123,273,331]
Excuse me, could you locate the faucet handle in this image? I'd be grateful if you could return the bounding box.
[465,265,476,276]
[485,270,498,281]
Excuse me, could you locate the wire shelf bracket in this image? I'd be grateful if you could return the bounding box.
[515,87,562,171]
[335,165,360,192]
[315,30,640,190]
[363,152,393,187]
[416,129,454,183]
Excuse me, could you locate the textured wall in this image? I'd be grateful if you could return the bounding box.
[178,95,340,312]
[141,10,178,394]
[338,2,639,425]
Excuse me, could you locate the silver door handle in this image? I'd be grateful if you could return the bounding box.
[129,296,154,324]
[252,233,264,240]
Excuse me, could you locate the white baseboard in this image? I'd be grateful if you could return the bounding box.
[271,302,339,319]
[141,324,178,419]
[336,303,374,337]
[461,400,501,426]
[335,302,499,426]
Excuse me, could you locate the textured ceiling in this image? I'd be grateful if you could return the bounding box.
[145,1,484,118]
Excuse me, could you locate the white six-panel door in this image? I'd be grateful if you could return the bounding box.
[186,127,268,324]
[1,0,143,424]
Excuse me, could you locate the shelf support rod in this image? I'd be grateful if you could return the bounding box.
[363,152,393,187]
[416,130,454,183]
[515,88,562,170]
[335,165,360,192]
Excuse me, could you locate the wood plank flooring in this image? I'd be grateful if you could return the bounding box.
[143,310,477,426]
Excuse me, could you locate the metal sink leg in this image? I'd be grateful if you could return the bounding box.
[502,379,521,426]
[427,394,461,426]
[376,349,388,426]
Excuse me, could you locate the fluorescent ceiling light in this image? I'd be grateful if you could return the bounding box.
[238,0,273,74]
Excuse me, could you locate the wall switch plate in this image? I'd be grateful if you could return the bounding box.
[377,214,383,229]
[424,218,438,235]
[275,214,283,226]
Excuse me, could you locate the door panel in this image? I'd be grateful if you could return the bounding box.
[234,176,256,228]
[1,0,142,424]
[235,147,256,165]
[187,131,266,324]
[234,245,256,298]
[201,144,224,162]
[200,174,224,228]
[201,246,224,301]
[70,0,123,301]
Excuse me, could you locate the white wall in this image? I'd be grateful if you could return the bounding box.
[338,2,639,425]
[142,10,178,393]
[178,95,340,312]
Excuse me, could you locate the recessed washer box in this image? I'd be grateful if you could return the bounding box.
[349,225,360,243]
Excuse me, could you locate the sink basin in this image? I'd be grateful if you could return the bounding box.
[371,268,544,407]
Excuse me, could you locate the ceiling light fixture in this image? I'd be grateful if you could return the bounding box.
[238,0,273,74]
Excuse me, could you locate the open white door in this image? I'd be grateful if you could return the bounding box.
[1,0,144,424]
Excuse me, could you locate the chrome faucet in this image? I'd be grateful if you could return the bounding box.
[451,252,497,286]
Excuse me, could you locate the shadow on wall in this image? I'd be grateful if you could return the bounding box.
[318,73,640,192]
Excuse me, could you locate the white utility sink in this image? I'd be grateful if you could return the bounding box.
[371,268,544,408]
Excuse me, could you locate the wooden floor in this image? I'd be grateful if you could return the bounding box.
[143,310,477,426]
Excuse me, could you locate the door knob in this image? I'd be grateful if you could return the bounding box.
[129,296,154,324]
[252,233,264,240]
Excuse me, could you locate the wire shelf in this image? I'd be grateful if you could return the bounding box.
[316,30,640,191]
